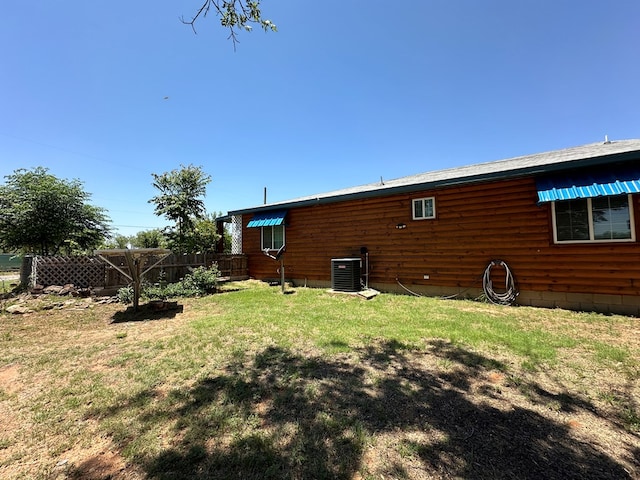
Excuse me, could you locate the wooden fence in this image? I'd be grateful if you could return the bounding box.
[25,253,248,289]
[104,253,248,287]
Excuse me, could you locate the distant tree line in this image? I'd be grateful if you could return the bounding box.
[0,165,230,257]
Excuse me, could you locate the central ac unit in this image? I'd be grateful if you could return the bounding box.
[331,258,361,292]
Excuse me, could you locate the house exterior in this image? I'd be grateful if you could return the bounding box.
[219,139,640,316]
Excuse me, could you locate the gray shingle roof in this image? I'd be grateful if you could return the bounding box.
[230,139,640,214]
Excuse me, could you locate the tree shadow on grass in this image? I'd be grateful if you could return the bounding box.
[91,341,635,479]
[111,303,184,323]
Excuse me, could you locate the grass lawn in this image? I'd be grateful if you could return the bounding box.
[1,274,19,295]
[1,280,639,479]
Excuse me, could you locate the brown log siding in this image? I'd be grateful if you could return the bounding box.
[243,177,640,299]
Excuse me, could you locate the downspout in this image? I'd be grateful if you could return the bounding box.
[360,246,369,289]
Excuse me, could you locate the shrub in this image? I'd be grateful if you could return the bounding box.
[116,286,134,304]
[141,264,220,300]
[182,264,220,294]
[143,284,168,300]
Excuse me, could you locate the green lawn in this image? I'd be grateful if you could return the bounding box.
[0,280,638,479]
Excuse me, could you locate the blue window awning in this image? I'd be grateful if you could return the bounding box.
[536,168,640,203]
[246,210,287,228]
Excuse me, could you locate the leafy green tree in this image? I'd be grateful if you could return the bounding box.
[99,229,167,250]
[183,0,276,47]
[0,167,111,255]
[149,164,212,253]
[212,211,233,253]
[183,214,221,253]
[134,229,168,249]
[100,234,134,250]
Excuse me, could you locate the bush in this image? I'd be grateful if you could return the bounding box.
[142,284,168,301]
[142,264,220,300]
[116,286,134,304]
[182,264,220,293]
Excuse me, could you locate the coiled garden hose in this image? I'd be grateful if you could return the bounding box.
[482,260,518,305]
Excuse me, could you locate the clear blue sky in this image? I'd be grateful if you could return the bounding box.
[2,1,639,237]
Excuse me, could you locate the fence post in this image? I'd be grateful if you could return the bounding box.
[20,255,34,287]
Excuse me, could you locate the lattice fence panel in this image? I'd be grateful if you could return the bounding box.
[32,256,105,288]
[231,214,242,254]
[30,254,248,289]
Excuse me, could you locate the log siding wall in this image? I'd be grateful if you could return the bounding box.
[242,177,640,315]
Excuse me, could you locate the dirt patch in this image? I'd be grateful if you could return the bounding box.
[0,364,20,395]
[52,437,134,480]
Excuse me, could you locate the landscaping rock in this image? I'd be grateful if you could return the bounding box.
[59,284,77,296]
[6,304,33,314]
[43,285,64,295]
[94,296,119,305]
[40,284,81,296]
[42,303,64,310]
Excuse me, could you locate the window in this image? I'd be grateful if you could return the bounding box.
[412,197,436,220]
[262,225,285,250]
[552,194,635,243]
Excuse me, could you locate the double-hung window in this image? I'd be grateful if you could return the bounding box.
[262,225,285,250]
[412,197,436,220]
[552,194,634,243]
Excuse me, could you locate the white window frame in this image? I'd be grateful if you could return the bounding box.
[551,194,635,244]
[412,197,436,220]
[261,225,285,250]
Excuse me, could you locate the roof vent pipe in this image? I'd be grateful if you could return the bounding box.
[604,135,611,144]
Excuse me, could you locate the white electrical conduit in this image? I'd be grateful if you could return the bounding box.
[396,259,519,305]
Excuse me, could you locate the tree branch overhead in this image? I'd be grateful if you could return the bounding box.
[181,0,277,48]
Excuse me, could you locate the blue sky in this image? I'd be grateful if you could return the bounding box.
[2,1,639,237]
